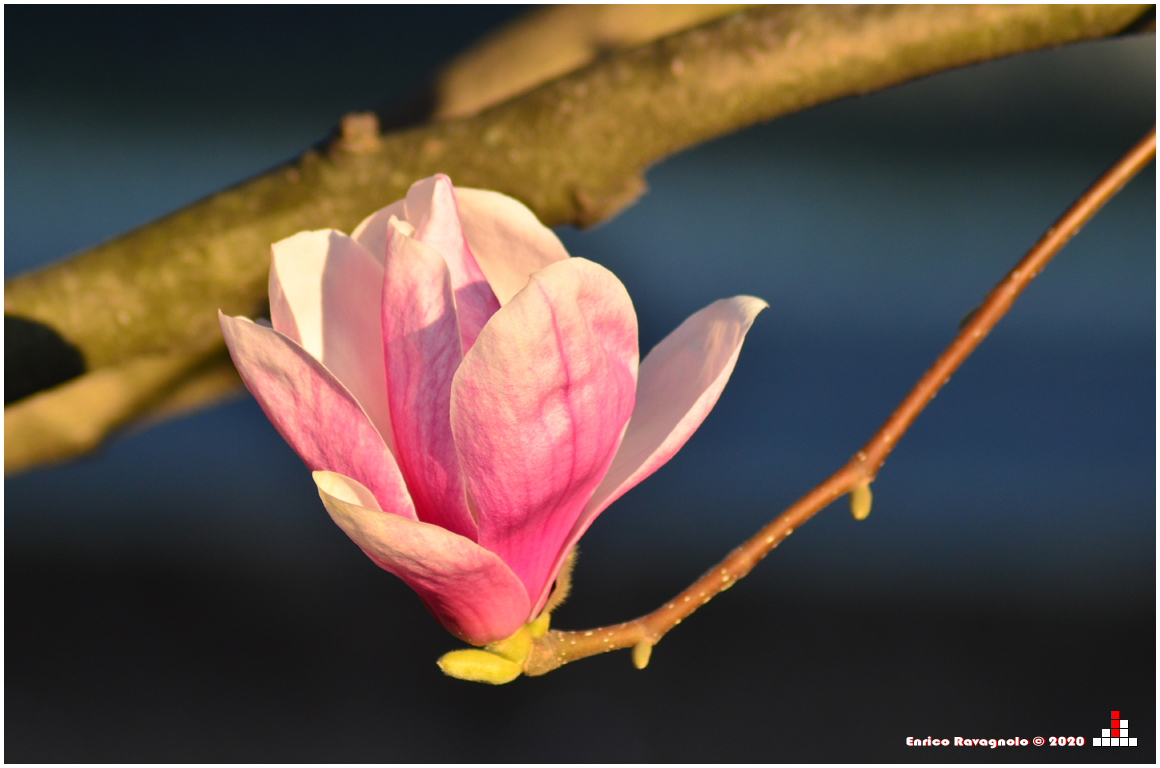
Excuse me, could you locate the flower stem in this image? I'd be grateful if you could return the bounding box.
[524,125,1157,677]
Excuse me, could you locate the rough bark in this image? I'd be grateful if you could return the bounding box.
[4,4,1150,474]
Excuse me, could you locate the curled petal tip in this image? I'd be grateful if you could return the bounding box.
[313,469,381,510]
[724,294,769,324]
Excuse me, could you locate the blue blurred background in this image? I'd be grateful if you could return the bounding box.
[6,7,1154,761]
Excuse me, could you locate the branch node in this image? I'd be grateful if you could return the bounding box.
[336,112,382,153]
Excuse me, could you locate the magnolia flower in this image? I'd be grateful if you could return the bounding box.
[219,175,764,646]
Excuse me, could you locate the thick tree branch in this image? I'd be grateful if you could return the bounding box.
[3,4,1150,473]
[429,4,757,121]
[7,5,1146,370]
[3,347,238,473]
[375,5,757,132]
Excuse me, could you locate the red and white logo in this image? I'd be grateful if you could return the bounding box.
[1094,710,1136,747]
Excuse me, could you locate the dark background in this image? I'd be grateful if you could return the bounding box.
[6,6,1154,762]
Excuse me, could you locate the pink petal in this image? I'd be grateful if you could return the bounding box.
[381,220,476,540]
[219,312,415,520]
[315,471,530,645]
[533,296,766,613]
[268,232,326,354]
[269,230,395,455]
[352,177,500,354]
[454,187,570,305]
[349,200,406,265]
[403,175,501,353]
[451,258,638,603]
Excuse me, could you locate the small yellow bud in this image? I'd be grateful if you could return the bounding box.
[486,625,532,663]
[527,612,551,638]
[849,482,872,520]
[632,640,653,670]
[437,649,522,684]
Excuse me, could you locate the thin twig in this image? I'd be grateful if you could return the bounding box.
[524,126,1157,677]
